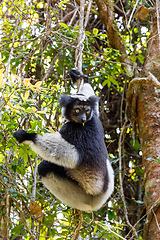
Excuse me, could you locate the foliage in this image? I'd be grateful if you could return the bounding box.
[0,73,122,239]
[0,0,152,239]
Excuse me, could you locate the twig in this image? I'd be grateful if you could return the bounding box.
[108,227,127,240]
[127,0,139,28]
[84,0,92,28]
[31,156,38,202]
[69,7,79,26]
[72,210,83,240]
[11,197,36,240]
[143,197,160,239]
[126,197,160,238]
[96,222,127,240]
[5,15,20,79]
[156,0,160,52]
[152,209,160,230]
[20,35,45,73]
[6,194,9,239]
[41,54,58,82]
[119,122,139,239]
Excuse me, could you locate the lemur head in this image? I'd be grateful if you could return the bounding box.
[59,94,98,124]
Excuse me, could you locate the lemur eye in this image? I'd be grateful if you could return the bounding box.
[75,109,80,114]
[86,110,90,115]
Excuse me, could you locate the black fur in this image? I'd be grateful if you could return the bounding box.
[59,95,98,122]
[38,160,68,179]
[13,129,36,143]
[59,115,109,192]
[13,71,114,211]
[37,115,109,194]
[59,95,73,108]
[69,69,89,83]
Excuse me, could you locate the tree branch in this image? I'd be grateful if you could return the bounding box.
[5,15,20,79]
[119,122,139,239]
[95,0,133,76]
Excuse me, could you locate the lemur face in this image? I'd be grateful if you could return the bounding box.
[59,93,98,124]
[70,104,92,124]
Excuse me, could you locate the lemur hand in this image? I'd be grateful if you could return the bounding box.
[13,129,36,143]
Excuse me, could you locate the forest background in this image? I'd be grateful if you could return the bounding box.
[0,0,160,239]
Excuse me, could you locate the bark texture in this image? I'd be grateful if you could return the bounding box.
[143,4,160,80]
[95,0,131,73]
[127,76,160,240]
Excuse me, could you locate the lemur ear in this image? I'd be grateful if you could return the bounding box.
[89,95,99,106]
[89,95,99,117]
[59,94,73,107]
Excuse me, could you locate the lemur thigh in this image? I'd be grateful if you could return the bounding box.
[24,132,79,169]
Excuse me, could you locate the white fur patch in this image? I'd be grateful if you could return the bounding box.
[104,159,114,199]
[91,159,114,211]
[78,83,95,97]
[41,173,94,212]
[41,159,114,212]
[24,132,79,169]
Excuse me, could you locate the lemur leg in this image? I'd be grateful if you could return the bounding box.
[38,161,94,212]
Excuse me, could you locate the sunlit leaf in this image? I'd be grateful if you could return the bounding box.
[93,28,98,35]
[23,78,31,87]
[24,90,30,100]
[59,22,68,28]
[35,81,42,88]
[0,69,4,88]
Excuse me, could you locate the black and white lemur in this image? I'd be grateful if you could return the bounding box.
[13,69,114,212]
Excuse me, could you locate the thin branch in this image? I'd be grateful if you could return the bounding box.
[127,0,139,28]
[69,7,79,26]
[6,194,9,239]
[31,156,38,202]
[41,54,58,82]
[152,209,160,231]
[84,0,92,28]
[108,227,127,240]
[11,197,36,240]
[72,210,83,240]
[124,195,160,238]
[156,0,160,52]
[20,35,45,74]
[55,9,76,30]
[5,15,20,79]
[119,122,139,239]
[143,197,160,238]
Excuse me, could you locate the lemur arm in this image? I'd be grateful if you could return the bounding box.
[69,69,99,116]
[13,129,79,169]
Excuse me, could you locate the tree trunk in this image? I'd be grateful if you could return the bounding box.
[127,75,160,239]
[95,0,132,76]
[143,2,160,81]
[127,3,160,238]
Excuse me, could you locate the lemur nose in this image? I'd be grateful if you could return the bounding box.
[81,115,86,123]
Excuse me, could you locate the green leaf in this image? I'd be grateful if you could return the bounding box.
[11,224,23,236]
[137,54,145,64]
[30,121,37,130]
[59,22,68,29]
[130,140,141,151]
[93,28,98,35]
